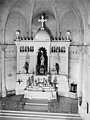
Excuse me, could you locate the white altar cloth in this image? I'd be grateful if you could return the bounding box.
[24,90,56,100]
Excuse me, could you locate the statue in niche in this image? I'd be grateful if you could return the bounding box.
[37,47,48,75]
[40,51,45,66]
[24,61,29,73]
[55,63,59,74]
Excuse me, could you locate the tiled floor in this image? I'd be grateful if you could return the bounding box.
[0,95,79,120]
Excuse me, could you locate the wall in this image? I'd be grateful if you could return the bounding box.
[61,11,81,91]
[5,45,17,91]
[69,46,80,85]
[0,47,2,97]
[4,10,27,91]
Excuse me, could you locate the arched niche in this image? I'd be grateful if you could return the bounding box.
[36,47,48,75]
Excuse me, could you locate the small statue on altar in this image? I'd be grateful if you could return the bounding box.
[24,61,29,73]
[27,77,32,87]
[53,76,57,90]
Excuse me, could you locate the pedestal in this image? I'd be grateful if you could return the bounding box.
[57,75,69,97]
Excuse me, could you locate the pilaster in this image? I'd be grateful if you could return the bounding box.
[1,44,7,97]
[80,46,88,116]
[78,46,84,98]
[0,28,7,97]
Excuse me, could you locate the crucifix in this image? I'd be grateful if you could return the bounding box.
[38,14,47,30]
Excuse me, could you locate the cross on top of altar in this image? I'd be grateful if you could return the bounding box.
[38,14,47,30]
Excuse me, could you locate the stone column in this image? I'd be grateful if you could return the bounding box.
[88,15,90,44]
[88,23,90,104]
[78,46,83,98]
[29,0,34,37]
[34,54,37,75]
[48,55,50,73]
[78,29,84,114]
[81,46,88,114]
[87,46,90,101]
[15,42,20,73]
[1,44,7,97]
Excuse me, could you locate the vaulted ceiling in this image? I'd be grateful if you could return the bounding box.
[0,0,87,29]
[0,0,89,44]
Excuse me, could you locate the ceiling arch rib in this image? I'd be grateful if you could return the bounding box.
[50,0,60,37]
[64,0,84,31]
[30,0,35,35]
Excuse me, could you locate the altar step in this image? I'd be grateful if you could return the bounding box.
[0,110,83,120]
[24,99,49,112]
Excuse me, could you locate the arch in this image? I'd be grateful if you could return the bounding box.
[1,0,86,45]
[60,10,80,44]
[50,0,60,37]
[1,0,18,43]
[58,0,85,44]
[5,11,27,43]
[2,0,18,30]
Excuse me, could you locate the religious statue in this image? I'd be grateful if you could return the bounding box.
[53,75,57,90]
[26,77,31,87]
[37,47,47,75]
[55,63,59,74]
[40,54,45,66]
[24,61,29,73]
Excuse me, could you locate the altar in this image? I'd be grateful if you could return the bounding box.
[15,14,71,99]
[24,91,56,100]
[24,75,56,99]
